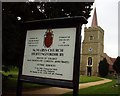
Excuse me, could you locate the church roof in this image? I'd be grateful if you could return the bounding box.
[109,57,116,64]
[91,7,98,27]
[109,57,116,71]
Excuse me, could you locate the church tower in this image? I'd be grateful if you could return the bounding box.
[80,8,104,76]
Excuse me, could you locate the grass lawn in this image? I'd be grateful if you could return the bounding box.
[3,75,102,90]
[2,68,103,90]
[2,67,44,92]
[80,75,103,83]
[62,79,119,96]
[2,67,108,95]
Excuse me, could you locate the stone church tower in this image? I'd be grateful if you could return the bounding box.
[80,8,104,76]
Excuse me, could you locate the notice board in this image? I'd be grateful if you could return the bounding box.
[22,28,76,81]
[17,17,87,96]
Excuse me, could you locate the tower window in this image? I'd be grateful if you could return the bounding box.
[88,57,92,65]
[89,35,94,40]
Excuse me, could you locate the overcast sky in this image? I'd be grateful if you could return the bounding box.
[82,0,119,58]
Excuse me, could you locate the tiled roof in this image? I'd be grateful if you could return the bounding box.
[109,57,116,64]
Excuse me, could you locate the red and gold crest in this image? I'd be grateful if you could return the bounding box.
[44,29,54,48]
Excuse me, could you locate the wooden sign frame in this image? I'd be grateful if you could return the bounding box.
[16,16,87,96]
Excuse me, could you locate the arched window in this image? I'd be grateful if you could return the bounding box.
[88,57,92,65]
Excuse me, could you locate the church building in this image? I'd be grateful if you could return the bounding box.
[80,8,104,76]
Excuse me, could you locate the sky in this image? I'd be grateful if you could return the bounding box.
[82,0,119,58]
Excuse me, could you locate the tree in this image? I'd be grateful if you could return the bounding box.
[2,2,94,68]
[2,2,93,21]
[99,58,109,77]
[113,56,120,84]
[2,12,26,69]
[113,56,120,73]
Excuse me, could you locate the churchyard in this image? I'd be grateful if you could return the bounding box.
[2,67,119,96]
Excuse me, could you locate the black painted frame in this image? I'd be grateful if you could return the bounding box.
[16,16,87,96]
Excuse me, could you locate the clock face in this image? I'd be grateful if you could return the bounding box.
[88,47,93,52]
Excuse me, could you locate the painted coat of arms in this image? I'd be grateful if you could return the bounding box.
[44,29,54,48]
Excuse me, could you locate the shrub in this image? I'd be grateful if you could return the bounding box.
[98,58,109,77]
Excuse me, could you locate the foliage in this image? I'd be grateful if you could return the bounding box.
[2,13,25,68]
[98,58,109,77]
[2,66,18,80]
[113,56,120,74]
[2,2,93,21]
[2,2,93,68]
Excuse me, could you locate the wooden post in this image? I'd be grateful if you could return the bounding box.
[16,58,23,96]
[73,24,82,96]
[16,79,23,96]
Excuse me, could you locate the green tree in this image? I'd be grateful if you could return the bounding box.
[113,56,120,84]
[98,58,109,77]
[2,2,93,68]
[2,13,25,70]
[113,56,120,73]
[2,2,93,21]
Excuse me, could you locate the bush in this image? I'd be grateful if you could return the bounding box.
[113,56,120,73]
[98,58,109,77]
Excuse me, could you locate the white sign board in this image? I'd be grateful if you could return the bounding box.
[22,28,76,80]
